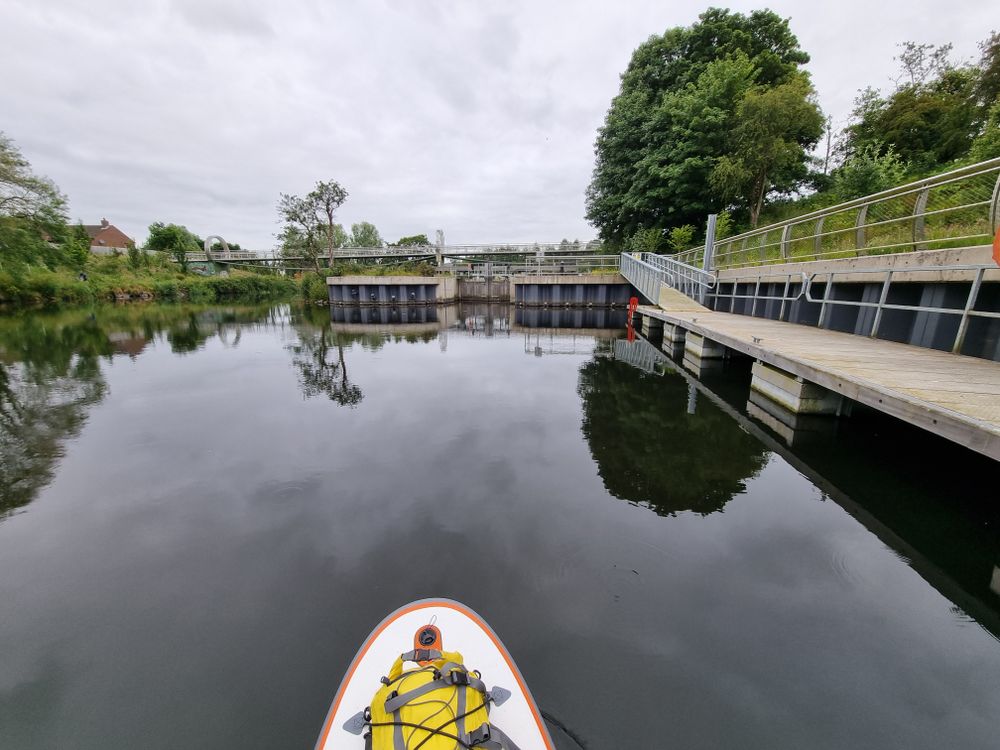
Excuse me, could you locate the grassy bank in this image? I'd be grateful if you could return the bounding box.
[0,255,297,308]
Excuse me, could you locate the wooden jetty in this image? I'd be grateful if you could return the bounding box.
[637,288,1000,460]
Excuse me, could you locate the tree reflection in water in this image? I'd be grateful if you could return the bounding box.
[289,308,363,407]
[0,316,108,519]
[0,304,278,520]
[578,356,768,516]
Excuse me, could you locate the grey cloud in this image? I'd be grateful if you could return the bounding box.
[171,0,275,39]
[0,0,994,249]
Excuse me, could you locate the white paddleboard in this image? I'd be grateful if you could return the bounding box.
[315,598,556,749]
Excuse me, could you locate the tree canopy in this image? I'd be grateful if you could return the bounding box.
[1,132,70,270]
[277,179,349,271]
[396,234,431,247]
[586,8,821,244]
[841,39,1000,171]
[144,222,200,272]
[350,222,383,248]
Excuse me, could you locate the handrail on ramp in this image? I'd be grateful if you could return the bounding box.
[619,252,716,303]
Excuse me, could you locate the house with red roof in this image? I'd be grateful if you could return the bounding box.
[83,218,134,254]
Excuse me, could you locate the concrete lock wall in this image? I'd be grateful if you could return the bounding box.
[513,274,632,307]
[327,276,457,305]
[328,274,634,308]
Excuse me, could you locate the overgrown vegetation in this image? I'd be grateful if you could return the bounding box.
[588,11,1000,251]
[0,253,296,307]
[0,132,296,308]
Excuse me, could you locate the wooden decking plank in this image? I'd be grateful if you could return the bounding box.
[636,304,1000,460]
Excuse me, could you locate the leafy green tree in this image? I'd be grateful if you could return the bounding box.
[842,42,983,170]
[310,180,348,261]
[65,223,91,271]
[396,234,431,246]
[328,223,350,249]
[277,180,349,271]
[145,222,200,273]
[586,9,815,243]
[711,73,824,225]
[278,195,322,272]
[624,227,665,254]
[350,222,383,248]
[975,32,1000,109]
[832,144,907,200]
[970,99,1000,161]
[0,132,68,270]
[667,225,696,253]
[126,241,146,271]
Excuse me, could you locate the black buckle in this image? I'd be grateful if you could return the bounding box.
[450,670,469,686]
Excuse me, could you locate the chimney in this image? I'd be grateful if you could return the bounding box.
[100,218,109,228]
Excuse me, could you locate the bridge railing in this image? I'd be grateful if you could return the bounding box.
[675,157,1000,270]
[451,255,621,277]
[619,252,716,303]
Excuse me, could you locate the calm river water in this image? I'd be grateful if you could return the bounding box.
[1,303,998,749]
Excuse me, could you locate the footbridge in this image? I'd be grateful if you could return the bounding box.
[186,240,605,266]
[618,158,1000,460]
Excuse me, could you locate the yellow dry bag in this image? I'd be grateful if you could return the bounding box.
[343,648,520,749]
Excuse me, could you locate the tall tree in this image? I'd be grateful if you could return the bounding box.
[350,222,383,248]
[277,179,349,271]
[586,9,816,243]
[975,32,1000,109]
[0,132,68,269]
[711,72,824,225]
[309,180,348,265]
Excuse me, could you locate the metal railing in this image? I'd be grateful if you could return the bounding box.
[193,241,607,263]
[676,157,1000,270]
[704,263,999,355]
[707,268,809,322]
[619,252,716,303]
[449,255,621,277]
[800,264,999,354]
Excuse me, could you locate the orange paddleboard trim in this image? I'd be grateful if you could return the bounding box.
[315,599,556,750]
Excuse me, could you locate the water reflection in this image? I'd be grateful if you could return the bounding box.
[617,331,1000,637]
[289,307,364,407]
[0,305,281,519]
[0,316,107,518]
[578,349,768,516]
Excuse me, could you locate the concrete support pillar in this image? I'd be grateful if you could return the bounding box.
[640,316,663,337]
[682,352,724,377]
[750,361,842,415]
[746,390,838,446]
[660,322,687,358]
[685,332,726,359]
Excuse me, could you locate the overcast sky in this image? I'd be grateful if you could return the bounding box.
[1,0,994,249]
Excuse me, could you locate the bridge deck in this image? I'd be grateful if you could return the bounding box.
[637,302,1000,460]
